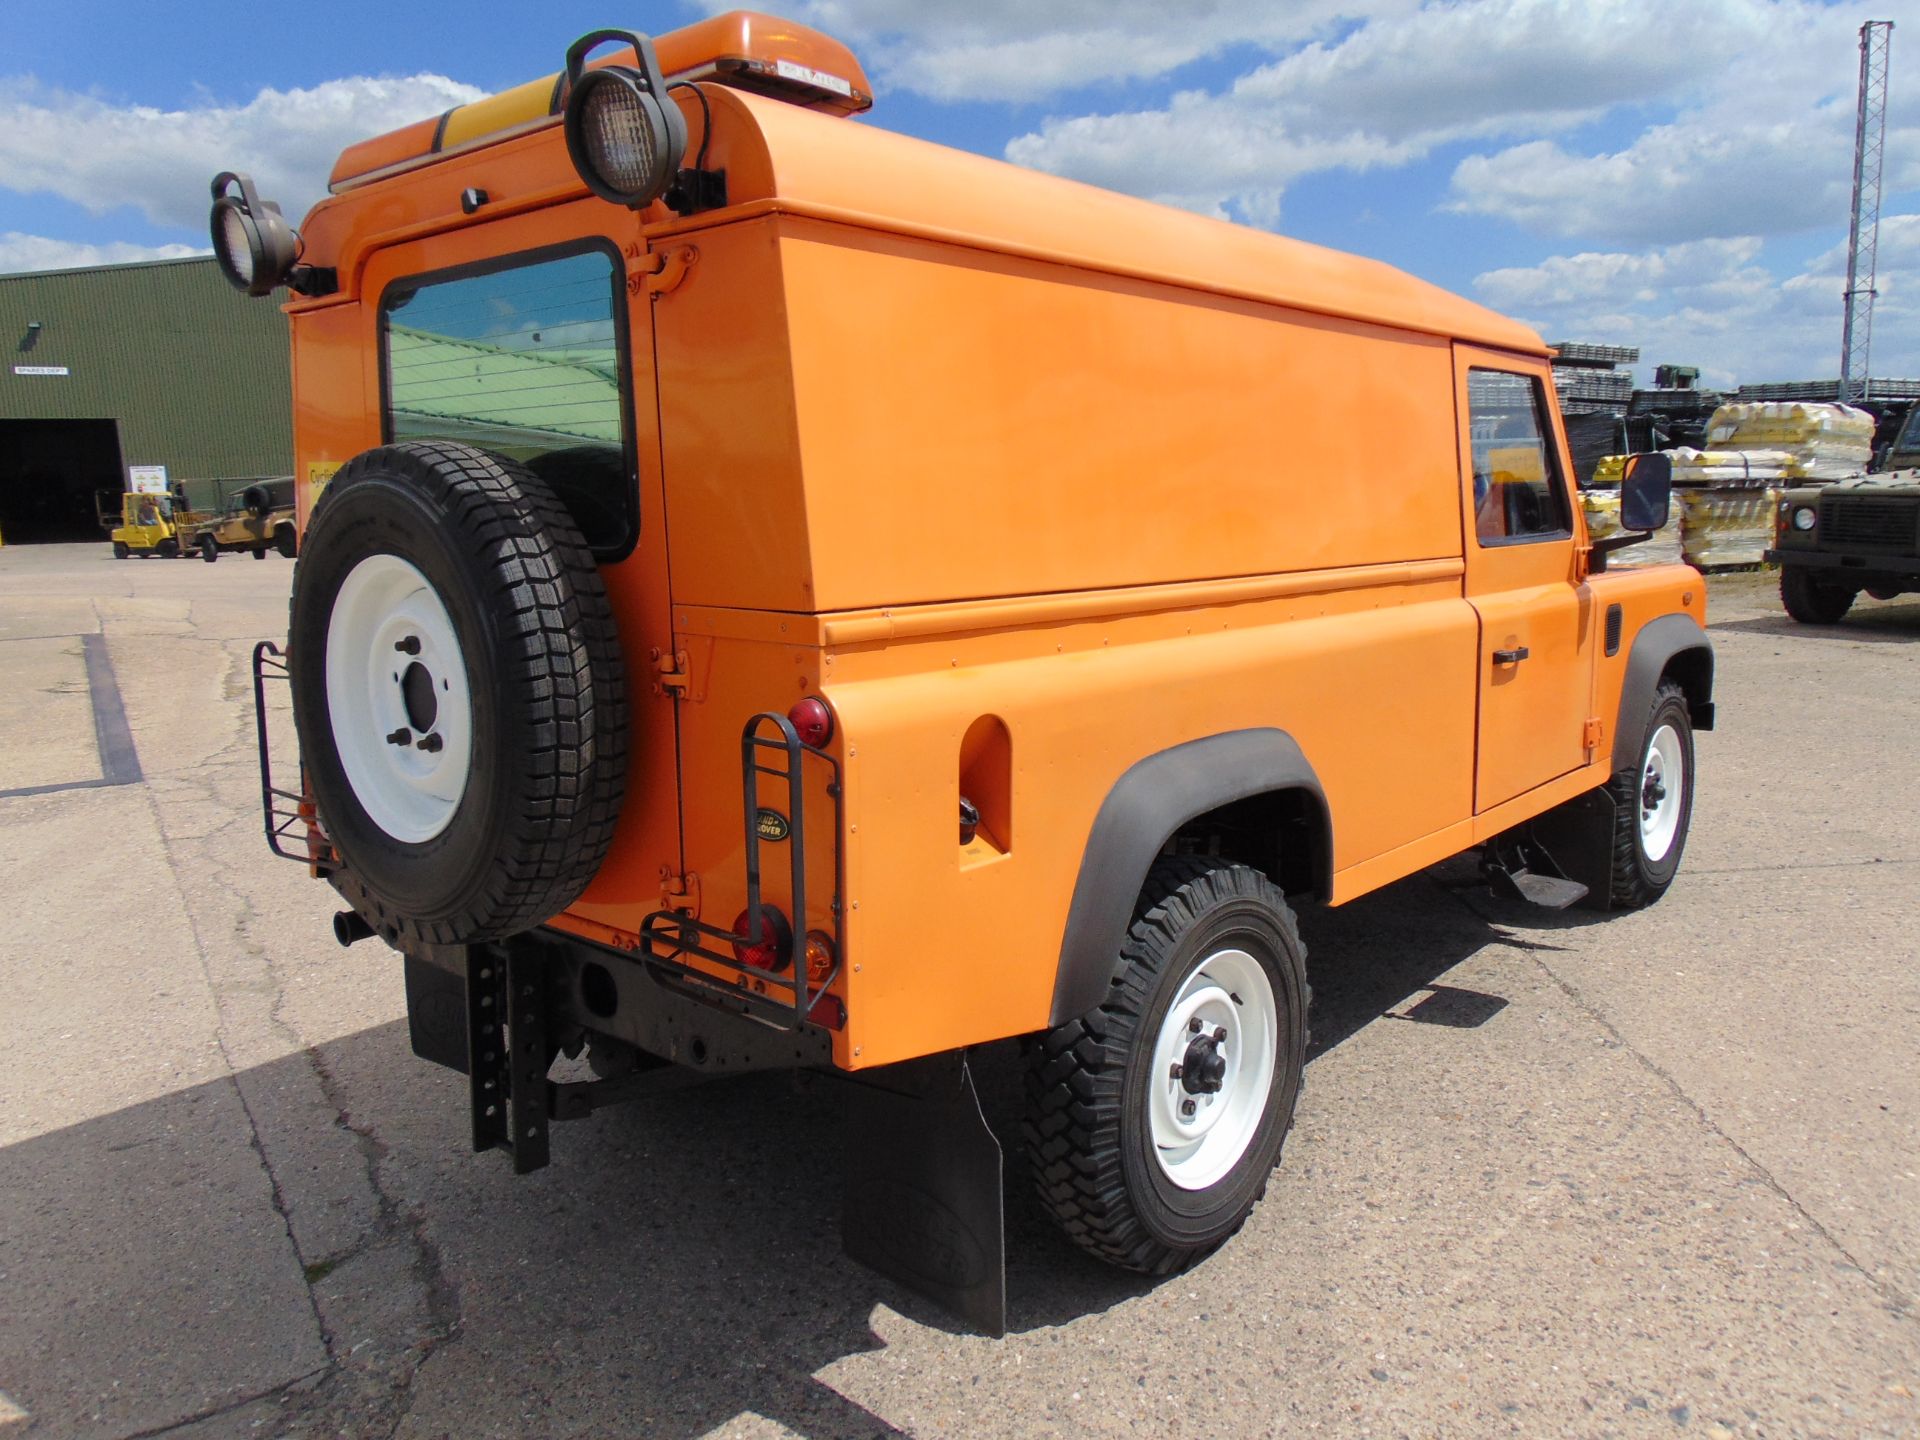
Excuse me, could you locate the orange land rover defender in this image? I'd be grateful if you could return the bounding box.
[221,13,1713,1334]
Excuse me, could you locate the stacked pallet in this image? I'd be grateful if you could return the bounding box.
[1585,448,1783,568]
[1580,490,1686,566]
[1551,340,1639,418]
[1678,488,1782,567]
[1737,378,1920,403]
[1704,402,1874,480]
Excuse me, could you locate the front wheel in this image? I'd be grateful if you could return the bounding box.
[112,541,129,560]
[1024,857,1308,1273]
[1780,567,1855,624]
[1600,680,1694,909]
[157,537,180,559]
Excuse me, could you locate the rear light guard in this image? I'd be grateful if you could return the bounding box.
[639,710,845,1032]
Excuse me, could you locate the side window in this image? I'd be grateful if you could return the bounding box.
[382,246,633,557]
[1467,369,1572,545]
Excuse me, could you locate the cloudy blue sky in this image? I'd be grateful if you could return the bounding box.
[4,0,1917,387]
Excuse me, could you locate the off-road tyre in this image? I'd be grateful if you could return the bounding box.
[290,441,628,949]
[1599,679,1694,910]
[275,524,298,559]
[112,541,129,559]
[199,533,219,563]
[1023,856,1309,1274]
[1780,566,1855,624]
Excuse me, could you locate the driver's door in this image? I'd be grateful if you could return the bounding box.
[1455,348,1596,813]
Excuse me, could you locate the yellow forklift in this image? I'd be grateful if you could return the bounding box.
[109,489,209,559]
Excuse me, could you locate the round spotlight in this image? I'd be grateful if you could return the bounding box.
[1792,506,1817,531]
[208,171,300,297]
[561,29,686,209]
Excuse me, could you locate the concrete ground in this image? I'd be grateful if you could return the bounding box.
[0,542,1915,1440]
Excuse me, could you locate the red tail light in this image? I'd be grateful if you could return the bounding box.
[787,695,833,748]
[730,905,792,971]
[803,930,837,984]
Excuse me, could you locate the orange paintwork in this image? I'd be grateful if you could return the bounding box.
[281,18,1700,1071]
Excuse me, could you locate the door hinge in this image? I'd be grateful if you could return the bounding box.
[634,245,697,297]
[1583,716,1605,752]
[652,647,690,696]
[658,868,700,913]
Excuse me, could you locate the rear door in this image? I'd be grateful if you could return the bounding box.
[1454,348,1595,812]
[362,206,681,929]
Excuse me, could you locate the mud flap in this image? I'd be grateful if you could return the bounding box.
[842,1052,1006,1338]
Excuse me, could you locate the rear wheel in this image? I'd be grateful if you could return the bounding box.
[112,541,129,559]
[1780,566,1855,624]
[1024,857,1308,1273]
[199,534,218,563]
[275,524,298,559]
[289,441,627,949]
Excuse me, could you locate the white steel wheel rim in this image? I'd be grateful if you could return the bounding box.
[1639,723,1685,862]
[1148,947,1278,1191]
[324,554,474,844]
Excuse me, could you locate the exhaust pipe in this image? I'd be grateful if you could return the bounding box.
[332,909,376,947]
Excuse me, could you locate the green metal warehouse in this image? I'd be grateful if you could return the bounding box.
[0,256,290,543]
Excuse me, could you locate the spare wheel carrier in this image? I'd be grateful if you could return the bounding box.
[288,441,628,949]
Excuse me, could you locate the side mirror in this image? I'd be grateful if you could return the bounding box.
[1619,452,1673,532]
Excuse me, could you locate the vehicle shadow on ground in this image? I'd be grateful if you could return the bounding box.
[1713,603,1920,643]
[2,869,1567,1439]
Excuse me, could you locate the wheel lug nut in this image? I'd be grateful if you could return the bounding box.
[394,636,421,655]
[1169,1063,1184,1081]
[416,733,444,753]
[1213,1026,1228,1043]
[386,728,410,745]
[1180,1098,1197,1118]
[1188,1017,1202,1033]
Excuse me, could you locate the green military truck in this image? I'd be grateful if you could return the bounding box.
[1768,460,1920,623]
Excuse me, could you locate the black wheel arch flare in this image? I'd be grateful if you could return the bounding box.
[1048,728,1332,1027]
[1612,613,1714,772]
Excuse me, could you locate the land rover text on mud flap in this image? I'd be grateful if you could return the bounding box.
[1768,471,1920,624]
[219,12,1715,1335]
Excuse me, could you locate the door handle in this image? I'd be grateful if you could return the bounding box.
[1492,646,1530,665]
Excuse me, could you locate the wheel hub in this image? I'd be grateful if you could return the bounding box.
[1641,771,1666,813]
[1179,1031,1229,1094]
[400,658,439,734]
[1637,722,1685,863]
[324,554,474,844]
[1148,947,1279,1191]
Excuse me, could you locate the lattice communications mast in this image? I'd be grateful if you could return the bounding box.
[1841,20,1894,404]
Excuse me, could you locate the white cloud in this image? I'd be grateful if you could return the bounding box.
[0,232,207,275]
[693,0,1419,102]
[1446,5,1920,245]
[0,73,484,234]
[1003,0,1797,229]
[1471,217,1920,387]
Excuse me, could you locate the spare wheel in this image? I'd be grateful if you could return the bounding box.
[288,441,628,948]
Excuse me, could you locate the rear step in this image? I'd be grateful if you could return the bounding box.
[1481,832,1589,910]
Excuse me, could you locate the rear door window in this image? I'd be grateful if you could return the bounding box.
[381,245,634,558]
